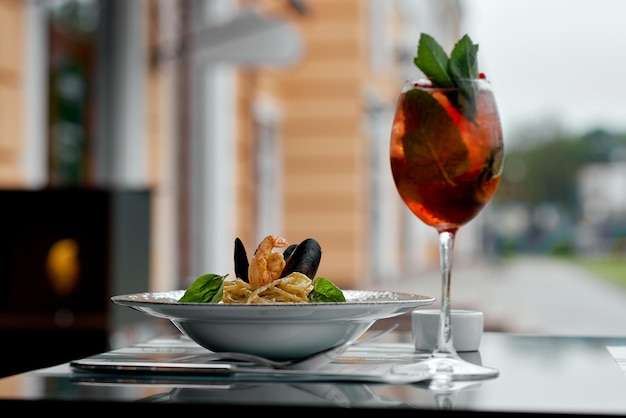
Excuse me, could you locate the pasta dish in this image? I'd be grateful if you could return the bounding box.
[177,235,345,304]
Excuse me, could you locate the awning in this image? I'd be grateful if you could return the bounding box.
[156,8,303,67]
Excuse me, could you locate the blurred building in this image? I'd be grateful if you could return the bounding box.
[1,0,469,294]
[577,161,626,255]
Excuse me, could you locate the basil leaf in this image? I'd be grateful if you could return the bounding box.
[414,33,453,87]
[308,277,346,303]
[178,273,226,303]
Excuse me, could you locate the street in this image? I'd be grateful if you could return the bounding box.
[372,255,626,336]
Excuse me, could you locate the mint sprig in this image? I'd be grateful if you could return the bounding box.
[414,33,480,122]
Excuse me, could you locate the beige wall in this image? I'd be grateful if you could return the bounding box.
[233,0,404,288]
[0,0,25,187]
[277,0,371,287]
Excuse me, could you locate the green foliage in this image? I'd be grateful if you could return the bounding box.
[495,128,626,218]
[573,256,626,289]
[548,239,576,256]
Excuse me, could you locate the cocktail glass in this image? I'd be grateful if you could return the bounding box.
[389,77,504,380]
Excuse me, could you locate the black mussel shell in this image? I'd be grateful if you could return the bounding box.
[282,244,298,261]
[280,238,322,280]
[234,237,249,282]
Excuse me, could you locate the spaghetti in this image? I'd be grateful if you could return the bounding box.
[221,272,314,304]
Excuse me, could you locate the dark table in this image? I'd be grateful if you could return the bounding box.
[1,331,626,416]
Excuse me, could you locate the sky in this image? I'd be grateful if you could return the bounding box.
[462,0,626,145]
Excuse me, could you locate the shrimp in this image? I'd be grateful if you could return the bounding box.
[248,235,289,287]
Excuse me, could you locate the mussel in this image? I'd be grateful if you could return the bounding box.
[282,244,298,260]
[234,237,249,282]
[280,238,322,280]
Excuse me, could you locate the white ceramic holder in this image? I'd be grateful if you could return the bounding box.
[412,309,484,352]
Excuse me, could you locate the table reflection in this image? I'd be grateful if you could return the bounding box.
[68,372,417,408]
[3,333,626,416]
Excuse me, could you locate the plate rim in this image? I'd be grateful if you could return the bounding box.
[111,289,436,308]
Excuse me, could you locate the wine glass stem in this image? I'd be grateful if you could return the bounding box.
[435,230,457,357]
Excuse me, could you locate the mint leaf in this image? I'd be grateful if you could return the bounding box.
[401,89,469,185]
[449,34,479,80]
[414,33,453,87]
[178,273,227,303]
[308,277,346,303]
[454,82,478,122]
[449,35,480,121]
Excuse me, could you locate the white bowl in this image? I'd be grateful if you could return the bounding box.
[112,289,435,359]
[412,309,484,352]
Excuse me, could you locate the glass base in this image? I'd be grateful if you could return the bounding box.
[391,355,499,382]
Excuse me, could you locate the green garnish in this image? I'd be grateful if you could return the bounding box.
[414,33,480,122]
[308,277,346,303]
[178,273,226,303]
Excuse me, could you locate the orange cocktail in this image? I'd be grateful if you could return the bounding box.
[390,78,503,233]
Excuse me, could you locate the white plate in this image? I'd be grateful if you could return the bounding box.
[112,290,435,359]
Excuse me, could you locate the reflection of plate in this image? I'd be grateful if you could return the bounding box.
[112,290,435,359]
